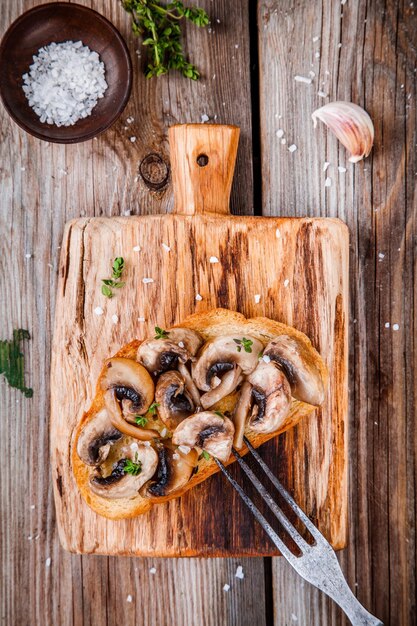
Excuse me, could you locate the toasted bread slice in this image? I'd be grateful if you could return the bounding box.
[72,308,328,520]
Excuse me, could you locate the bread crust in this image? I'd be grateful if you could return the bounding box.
[72,308,328,519]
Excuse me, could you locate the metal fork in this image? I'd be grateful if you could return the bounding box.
[215,437,383,626]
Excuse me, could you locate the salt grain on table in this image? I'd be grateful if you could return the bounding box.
[223,584,230,592]
[94,306,104,316]
[22,41,107,127]
[235,565,244,579]
[325,177,332,187]
[149,567,157,574]
[294,75,312,84]
[288,144,297,153]
[195,294,203,301]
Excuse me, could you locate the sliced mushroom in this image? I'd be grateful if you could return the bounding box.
[192,335,262,405]
[247,360,292,434]
[155,370,195,430]
[145,445,198,498]
[137,328,203,375]
[101,357,154,420]
[90,443,158,499]
[178,361,201,407]
[232,381,253,449]
[263,335,325,406]
[104,389,159,441]
[172,411,235,463]
[200,366,243,409]
[77,408,122,466]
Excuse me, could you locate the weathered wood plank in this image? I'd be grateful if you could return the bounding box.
[0,0,267,624]
[259,0,416,624]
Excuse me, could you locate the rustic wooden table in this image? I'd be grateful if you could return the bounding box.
[1,1,415,624]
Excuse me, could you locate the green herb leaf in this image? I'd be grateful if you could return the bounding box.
[214,410,224,419]
[101,284,113,298]
[147,401,160,416]
[154,326,169,339]
[202,450,211,461]
[242,338,253,353]
[121,0,209,80]
[101,257,126,298]
[135,416,148,427]
[0,329,33,398]
[124,459,142,476]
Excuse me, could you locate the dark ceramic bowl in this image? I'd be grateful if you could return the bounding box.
[0,2,132,143]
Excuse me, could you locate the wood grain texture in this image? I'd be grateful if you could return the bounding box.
[259,0,417,624]
[51,212,348,555]
[0,1,266,625]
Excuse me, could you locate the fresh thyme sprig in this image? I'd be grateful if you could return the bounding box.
[121,0,209,79]
[124,458,142,475]
[101,257,125,298]
[147,401,160,416]
[135,416,148,426]
[154,326,169,339]
[233,338,253,353]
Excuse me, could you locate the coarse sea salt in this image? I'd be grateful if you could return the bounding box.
[22,41,108,127]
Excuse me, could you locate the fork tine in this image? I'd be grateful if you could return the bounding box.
[231,448,310,552]
[214,458,296,561]
[243,436,323,542]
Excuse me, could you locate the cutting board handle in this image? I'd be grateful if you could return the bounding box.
[168,124,240,216]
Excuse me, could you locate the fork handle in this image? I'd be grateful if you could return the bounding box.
[328,578,383,625]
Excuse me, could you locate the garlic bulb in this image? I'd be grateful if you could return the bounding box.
[312,101,374,163]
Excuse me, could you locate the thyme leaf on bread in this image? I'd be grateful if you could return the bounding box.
[121,0,209,79]
[101,257,125,298]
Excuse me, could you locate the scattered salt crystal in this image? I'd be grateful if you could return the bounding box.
[341,0,347,4]
[325,177,332,187]
[130,136,137,143]
[315,52,320,58]
[149,567,157,574]
[178,445,191,455]
[291,614,298,622]
[323,162,330,172]
[338,166,347,173]
[312,36,320,42]
[276,228,281,238]
[254,294,261,304]
[235,565,244,579]
[283,279,290,287]
[22,41,108,127]
[162,243,171,252]
[28,536,32,541]
[309,70,316,78]
[281,138,287,145]
[25,253,32,259]
[216,18,221,23]
[21,166,26,171]
[133,245,141,252]
[385,322,390,328]
[137,317,146,322]
[378,253,385,260]
[111,314,119,324]
[59,168,68,175]
[30,504,35,510]
[126,116,134,124]
[195,294,203,301]
[142,278,154,284]
[123,210,131,216]
[201,114,209,123]
[294,75,312,84]
[209,256,219,263]
[393,323,400,331]
[172,452,180,460]
[94,306,104,316]
[223,584,230,591]
[262,355,271,363]
[318,90,328,98]
[338,43,343,48]
[235,44,239,49]
[160,428,167,438]
[127,595,133,603]
[143,441,151,447]
[45,558,51,568]
[276,129,284,138]
[288,144,297,153]
[178,341,185,348]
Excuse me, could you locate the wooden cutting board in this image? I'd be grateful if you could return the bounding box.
[51,124,349,556]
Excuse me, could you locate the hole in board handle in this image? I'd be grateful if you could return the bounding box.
[196,154,209,167]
